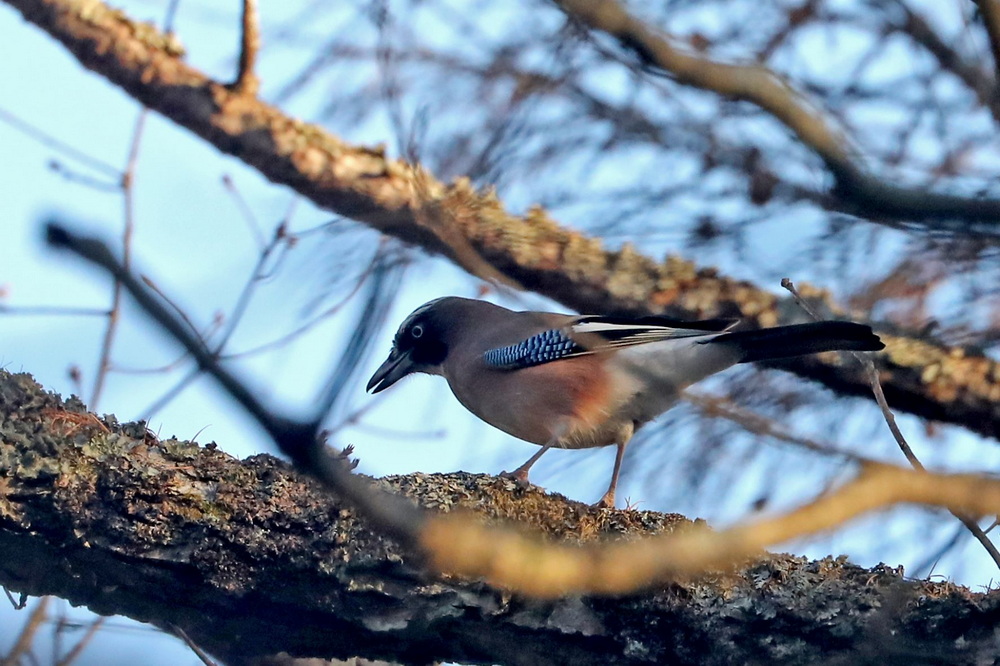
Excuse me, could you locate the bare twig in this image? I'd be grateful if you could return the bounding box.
[685,390,860,461]
[314,246,404,420]
[170,624,220,666]
[890,0,1000,120]
[230,0,260,95]
[46,160,120,191]
[212,222,291,354]
[782,277,1000,570]
[139,368,199,420]
[0,306,110,316]
[163,0,181,35]
[0,106,118,177]
[221,242,385,359]
[893,0,1000,120]
[3,588,26,610]
[90,109,147,410]
[221,174,266,248]
[973,0,1000,80]
[54,617,104,666]
[782,277,924,466]
[133,225,292,419]
[139,274,210,344]
[913,522,966,578]
[1,597,48,666]
[138,220,309,420]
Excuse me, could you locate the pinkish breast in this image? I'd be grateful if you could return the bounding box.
[445,353,633,449]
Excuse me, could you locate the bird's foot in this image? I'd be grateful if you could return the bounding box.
[592,492,616,509]
[499,468,532,485]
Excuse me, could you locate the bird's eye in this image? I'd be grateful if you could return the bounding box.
[411,324,424,339]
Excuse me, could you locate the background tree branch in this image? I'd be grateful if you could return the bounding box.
[973,0,1000,80]
[2,369,999,665]
[5,0,1000,443]
[553,0,1000,230]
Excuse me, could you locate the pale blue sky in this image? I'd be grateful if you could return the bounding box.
[3,0,1000,663]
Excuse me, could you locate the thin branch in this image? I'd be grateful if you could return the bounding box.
[974,0,1000,80]
[138,221,301,420]
[139,368,199,420]
[781,279,919,461]
[230,0,260,95]
[0,106,119,177]
[313,245,404,420]
[1,597,48,666]
[3,588,26,610]
[553,0,1000,231]
[913,522,966,578]
[221,174,266,249]
[888,0,1000,120]
[163,0,180,35]
[90,109,147,409]
[46,160,120,192]
[0,306,111,317]
[782,278,1000,571]
[890,0,1000,121]
[212,222,290,354]
[54,617,104,666]
[139,274,210,344]
[684,390,861,461]
[221,243,384,359]
[169,625,220,666]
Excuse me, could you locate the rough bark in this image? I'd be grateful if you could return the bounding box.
[4,0,1000,444]
[2,370,999,665]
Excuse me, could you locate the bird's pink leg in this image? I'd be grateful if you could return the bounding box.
[592,441,626,509]
[501,443,552,483]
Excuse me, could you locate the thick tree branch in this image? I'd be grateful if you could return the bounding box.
[3,370,1000,665]
[5,0,1000,441]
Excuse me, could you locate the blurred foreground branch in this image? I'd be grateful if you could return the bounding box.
[3,369,1000,665]
[5,0,1000,443]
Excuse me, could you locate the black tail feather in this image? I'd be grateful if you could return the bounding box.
[709,322,884,364]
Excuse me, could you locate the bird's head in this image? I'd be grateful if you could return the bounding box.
[366,297,455,393]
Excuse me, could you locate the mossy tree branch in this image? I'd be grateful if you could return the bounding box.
[2,369,999,665]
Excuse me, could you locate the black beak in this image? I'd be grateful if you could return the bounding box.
[366,349,415,393]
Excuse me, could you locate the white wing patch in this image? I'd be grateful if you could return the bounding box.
[569,319,736,349]
[571,322,667,334]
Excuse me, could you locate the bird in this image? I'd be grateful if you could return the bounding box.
[367,297,884,508]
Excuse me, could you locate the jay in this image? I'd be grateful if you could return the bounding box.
[367,297,884,508]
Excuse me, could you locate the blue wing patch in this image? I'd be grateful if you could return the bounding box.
[483,316,735,370]
[483,329,583,370]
